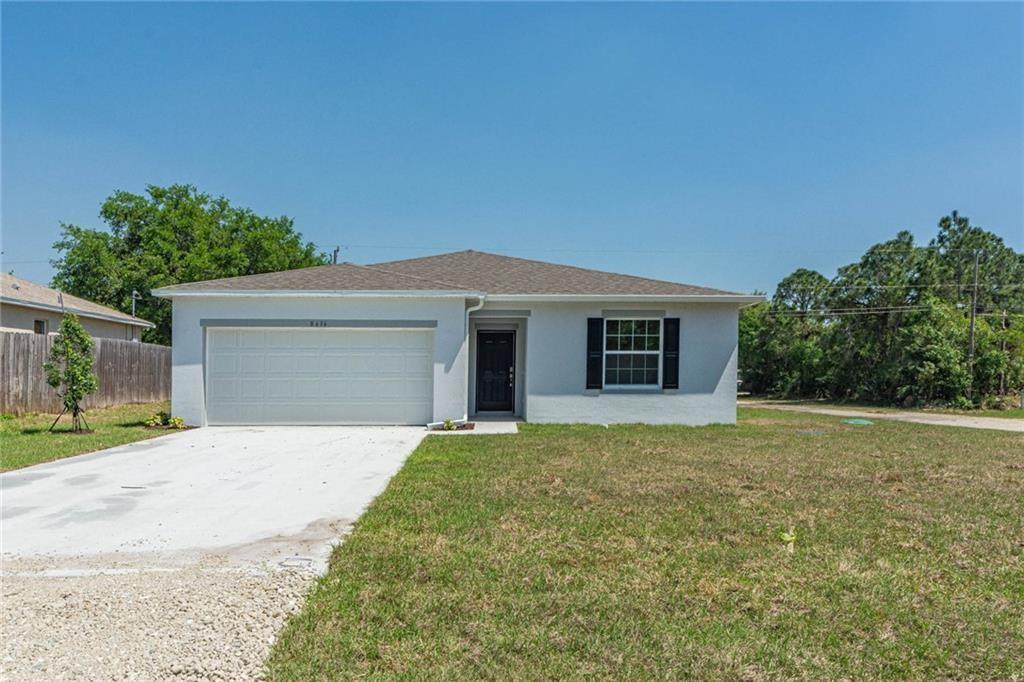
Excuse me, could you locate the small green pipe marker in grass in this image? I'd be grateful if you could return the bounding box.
[780,527,797,554]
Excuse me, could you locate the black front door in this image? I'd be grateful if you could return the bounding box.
[476,331,515,412]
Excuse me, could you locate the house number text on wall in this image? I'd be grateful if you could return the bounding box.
[308,320,329,327]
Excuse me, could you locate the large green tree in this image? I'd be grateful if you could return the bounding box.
[773,268,830,314]
[51,184,326,344]
[739,271,830,397]
[739,212,1024,407]
[929,210,1024,313]
[824,231,929,401]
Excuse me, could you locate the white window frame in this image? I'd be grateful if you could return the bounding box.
[602,317,662,389]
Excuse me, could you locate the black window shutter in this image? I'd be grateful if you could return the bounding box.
[662,318,680,389]
[586,318,603,389]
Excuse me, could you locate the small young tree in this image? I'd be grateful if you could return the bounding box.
[44,313,99,432]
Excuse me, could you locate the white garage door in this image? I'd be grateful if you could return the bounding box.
[206,327,434,425]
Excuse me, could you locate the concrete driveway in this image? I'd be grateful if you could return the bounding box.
[1,426,425,680]
[3,425,425,567]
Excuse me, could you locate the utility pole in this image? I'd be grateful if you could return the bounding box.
[332,246,341,264]
[999,309,1007,397]
[966,249,980,400]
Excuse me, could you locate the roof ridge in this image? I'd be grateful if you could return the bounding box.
[349,261,474,291]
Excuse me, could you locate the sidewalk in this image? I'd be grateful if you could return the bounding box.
[741,400,1024,433]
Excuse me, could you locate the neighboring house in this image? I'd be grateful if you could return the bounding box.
[153,250,762,426]
[0,273,154,341]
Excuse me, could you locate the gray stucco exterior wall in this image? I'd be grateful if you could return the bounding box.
[167,295,740,426]
[480,301,739,425]
[169,296,468,426]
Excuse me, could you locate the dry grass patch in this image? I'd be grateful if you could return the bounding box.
[268,410,1024,679]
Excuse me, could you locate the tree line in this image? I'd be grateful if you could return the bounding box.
[740,212,1024,409]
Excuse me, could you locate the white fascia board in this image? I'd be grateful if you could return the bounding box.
[483,294,766,304]
[150,288,484,299]
[0,295,156,328]
[151,289,763,305]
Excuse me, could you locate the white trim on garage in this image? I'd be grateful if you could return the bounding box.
[204,326,435,425]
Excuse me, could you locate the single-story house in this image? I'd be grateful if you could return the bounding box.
[152,250,762,426]
[1,273,154,341]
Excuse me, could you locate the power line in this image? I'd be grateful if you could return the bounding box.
[778,282,1023,291]
[768,305,933,316]
[768,305,1024,317]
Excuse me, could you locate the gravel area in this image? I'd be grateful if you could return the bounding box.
[1,553,316,680]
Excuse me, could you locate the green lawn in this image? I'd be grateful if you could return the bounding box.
[0,401,171,471]
[268,409,1024,679]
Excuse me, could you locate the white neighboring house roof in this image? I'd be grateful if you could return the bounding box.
[0,273,155,329]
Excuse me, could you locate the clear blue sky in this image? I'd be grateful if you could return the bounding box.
[2,2,1021,294]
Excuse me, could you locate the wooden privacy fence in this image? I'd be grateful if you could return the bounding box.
[0,332,171,415]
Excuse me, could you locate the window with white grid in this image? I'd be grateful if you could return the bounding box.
[603,319,661,387]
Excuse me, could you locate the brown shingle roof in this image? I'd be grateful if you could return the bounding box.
[1,273,154,327]
[154,262,471,292]
[371,250,741,296]
[154,250,743,297]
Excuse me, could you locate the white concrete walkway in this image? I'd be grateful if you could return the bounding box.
[741,401,1023,433]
